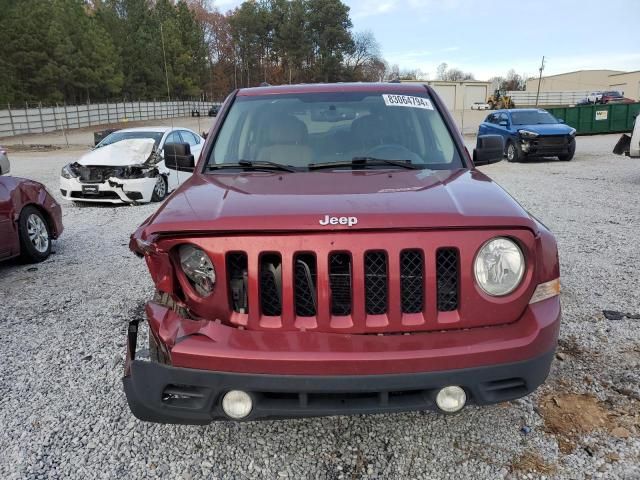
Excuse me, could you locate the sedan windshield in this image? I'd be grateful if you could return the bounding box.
[97,131,164,148]
[511,111,558,125]
[207,91,463,170]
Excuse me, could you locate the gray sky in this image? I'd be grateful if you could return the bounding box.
[215,0,640,80]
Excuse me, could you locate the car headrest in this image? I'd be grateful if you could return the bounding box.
[351,114,387,147]
[265,115,308,145]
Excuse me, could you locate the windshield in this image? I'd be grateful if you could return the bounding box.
[207,91,463,170]
[97,131,164,148]
[510,110,558,125]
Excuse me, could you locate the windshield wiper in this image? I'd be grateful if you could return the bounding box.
[206,160,298,173]
[309,157,422,171]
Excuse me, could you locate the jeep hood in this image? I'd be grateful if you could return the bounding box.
[134,169,538,239]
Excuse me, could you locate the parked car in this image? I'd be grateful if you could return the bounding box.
[208,105,219,117]
[59,127,204,204]
[1,156,63,263]
[123,83,561,424]
[470,101,490,110]
[586,91,603,104]
[600,91,633,104]
[0,145,8,172]
[478,108,576,162]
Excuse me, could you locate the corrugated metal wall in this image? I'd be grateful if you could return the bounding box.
[0,101,219,138]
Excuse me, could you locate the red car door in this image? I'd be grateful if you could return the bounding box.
[0,179,18,259]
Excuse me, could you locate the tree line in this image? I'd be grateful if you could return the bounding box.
[0,0,385,105]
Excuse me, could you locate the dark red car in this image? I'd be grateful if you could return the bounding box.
[125,83,561,423]
[0,154,63,263]
[600,91,634,104]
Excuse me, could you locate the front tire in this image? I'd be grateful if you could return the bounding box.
[18,206,52,263]
[151,176,167,202]
[559,139,576,161]
[506,141,522,162]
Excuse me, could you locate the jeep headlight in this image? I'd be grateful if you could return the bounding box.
[474,237,525,296]
[568,128,576,137]
[518,129,539,139]
[178,245,216,296]
[61,163,77,179]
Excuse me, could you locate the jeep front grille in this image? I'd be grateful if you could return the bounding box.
[223,246,460,332]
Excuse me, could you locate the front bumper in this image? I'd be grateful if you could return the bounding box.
[59,176,156,204]
[124,348,556,423]
[123,297,560,423]
[520,136,574,156]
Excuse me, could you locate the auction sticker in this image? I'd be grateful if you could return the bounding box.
[383,94,433,110]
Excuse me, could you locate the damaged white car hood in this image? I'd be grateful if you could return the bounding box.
[78,139,157,167]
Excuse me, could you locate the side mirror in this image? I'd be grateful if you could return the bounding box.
[164,143,195,172]
[499,120,508,127]
[558,118,565,124]
[473,135,505,166]
[0,155,9,175]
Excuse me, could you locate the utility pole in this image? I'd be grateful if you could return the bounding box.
[535,56,545,107]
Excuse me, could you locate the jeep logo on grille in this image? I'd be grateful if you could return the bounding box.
[319,215,358,227]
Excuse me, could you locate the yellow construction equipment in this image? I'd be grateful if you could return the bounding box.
[487,90,515,110]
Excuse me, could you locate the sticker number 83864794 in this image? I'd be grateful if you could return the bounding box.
[382,94,433,110]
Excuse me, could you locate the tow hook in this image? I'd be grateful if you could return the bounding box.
[125,320,140,375]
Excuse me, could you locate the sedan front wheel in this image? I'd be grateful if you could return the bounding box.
[151,176,167,202]
[18,206,52,263]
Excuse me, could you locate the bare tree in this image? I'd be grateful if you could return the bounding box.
[436,62,474,81]
[345,31,381,73]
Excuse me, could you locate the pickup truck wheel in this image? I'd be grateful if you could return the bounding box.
[151,176,167,202]
[559,139,576,161]
[506,142,521,162]
[18,206,52,263]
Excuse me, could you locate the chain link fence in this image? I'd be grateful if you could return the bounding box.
[0,100,219,138]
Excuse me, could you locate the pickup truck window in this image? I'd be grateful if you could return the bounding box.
[208,92,463,170]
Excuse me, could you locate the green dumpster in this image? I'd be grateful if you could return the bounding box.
[547,103,640,135]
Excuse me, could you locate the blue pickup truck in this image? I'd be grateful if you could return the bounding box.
[478,108,576,162]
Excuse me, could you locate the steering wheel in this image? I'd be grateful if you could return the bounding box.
[364,144,422,164]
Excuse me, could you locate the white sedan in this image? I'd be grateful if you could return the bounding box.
[470,102,490,110]
[60,127,204,204]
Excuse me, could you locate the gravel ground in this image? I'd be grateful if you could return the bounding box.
[0,128,639,479]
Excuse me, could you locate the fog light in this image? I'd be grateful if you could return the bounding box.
[436,386,466,413]
[221,390,253,419]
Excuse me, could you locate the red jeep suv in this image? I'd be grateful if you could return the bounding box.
[125,83,561,423]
